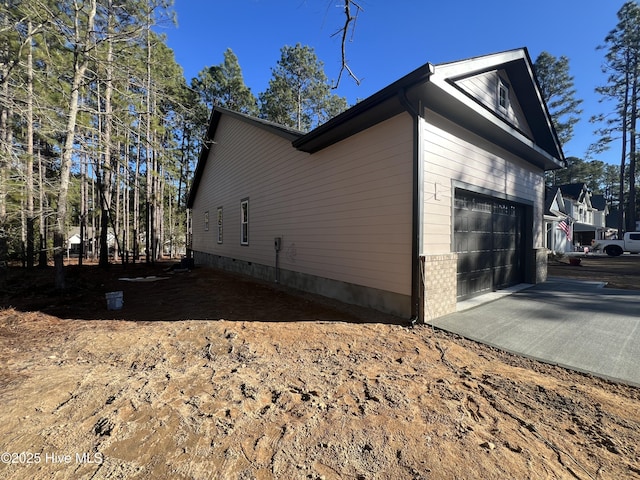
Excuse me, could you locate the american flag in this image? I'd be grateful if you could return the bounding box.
[558,217,572,240]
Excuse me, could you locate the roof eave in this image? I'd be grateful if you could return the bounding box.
[293,63,435,153]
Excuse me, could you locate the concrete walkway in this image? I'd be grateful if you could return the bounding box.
[428,278,640,386]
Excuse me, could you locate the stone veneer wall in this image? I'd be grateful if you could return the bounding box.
[534,248,548,284]
[421,254,458,322]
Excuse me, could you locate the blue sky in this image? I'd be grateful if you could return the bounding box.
[162,1,628,165]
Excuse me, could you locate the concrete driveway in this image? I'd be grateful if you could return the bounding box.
[427,277,640,386]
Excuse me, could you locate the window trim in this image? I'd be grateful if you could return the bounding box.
[497,77,509,114]
[240,198,249,246]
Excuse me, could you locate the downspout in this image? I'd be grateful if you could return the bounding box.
[398,65,433,325]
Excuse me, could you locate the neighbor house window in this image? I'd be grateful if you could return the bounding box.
[497,78,509,114]
[204,211,209,231]
[217,207,223,244]
[240,198,249,245]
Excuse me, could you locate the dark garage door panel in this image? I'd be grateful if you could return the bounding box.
[454,191,524,299]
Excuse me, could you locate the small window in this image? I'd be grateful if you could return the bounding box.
[630,233,640,241]
[217,207,223,244]
[240,198,249,245]
[497,78,509,113]
[204,211,209,231]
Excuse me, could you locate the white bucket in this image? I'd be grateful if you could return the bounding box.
[105,291,123,310]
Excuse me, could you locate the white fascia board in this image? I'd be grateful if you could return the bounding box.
[434,49,525,78]
[556,189,567,212]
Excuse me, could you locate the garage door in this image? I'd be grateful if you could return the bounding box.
[454,190,524,299]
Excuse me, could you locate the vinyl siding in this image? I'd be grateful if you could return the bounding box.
[455,69,533,138]
[191,113,414,296]
[421,109,544,254]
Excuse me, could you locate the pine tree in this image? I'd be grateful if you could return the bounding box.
[549,157,620,196]
[259,43,348,132]
[594,0,640,234]
[533,51,583,147]
[192,48,258,115]
[0,0,213,269]
[50,0,97,287]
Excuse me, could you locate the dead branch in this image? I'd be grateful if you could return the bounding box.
[331,0,363,88]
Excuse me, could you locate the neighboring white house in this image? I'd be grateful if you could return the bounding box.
[590,194,615,238]
[67,226,115,258]
[545,183,612,253]
[544,187,571,254]
[187,48,565,322]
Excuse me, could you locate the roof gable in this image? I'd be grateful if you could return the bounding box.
[453,69,533,138]
[557,183,594,210]
[428,48,564,168]
[545,187,566,216]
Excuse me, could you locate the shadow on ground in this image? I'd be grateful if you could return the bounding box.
[1,262,404,325]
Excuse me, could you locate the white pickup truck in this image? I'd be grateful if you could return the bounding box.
[592,232,640,256]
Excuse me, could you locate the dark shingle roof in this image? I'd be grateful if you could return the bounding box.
[557,183,588,201]
[591,194,607,211]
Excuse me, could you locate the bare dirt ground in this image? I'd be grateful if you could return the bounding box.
[0,256,639,479]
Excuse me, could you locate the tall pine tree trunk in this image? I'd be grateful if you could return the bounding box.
[619,57,630,238]
[99,1,114,268]
[157,158,164,260]
[628,61,638,232]
[54,0,97,289]
[26,20,35,268]
[79,155,87,266]
[145,18,153,263]
[134,118,141,263]
[0,0,10,232]
[0,77,8,228]
[38,151,47,268]
[114,139,121,263]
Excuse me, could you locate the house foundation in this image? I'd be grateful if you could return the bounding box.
[193,250,412,318]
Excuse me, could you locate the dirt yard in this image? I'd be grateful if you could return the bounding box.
[0,256,639,479]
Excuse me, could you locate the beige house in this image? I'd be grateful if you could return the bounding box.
[187,48,565,322]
